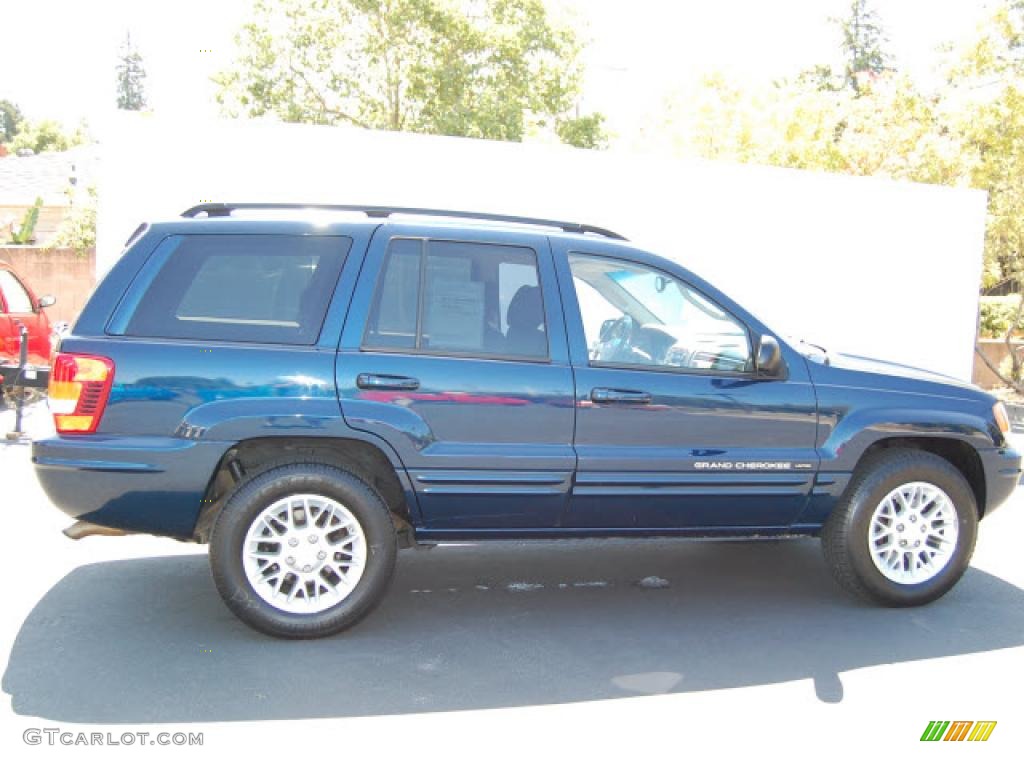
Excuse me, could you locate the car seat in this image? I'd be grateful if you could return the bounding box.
[505,285,546,357]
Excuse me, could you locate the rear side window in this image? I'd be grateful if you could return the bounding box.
[123,235,350,344]
[364,238,547,360]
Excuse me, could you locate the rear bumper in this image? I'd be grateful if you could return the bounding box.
[32,435,232,539]
[982,444,1022,517]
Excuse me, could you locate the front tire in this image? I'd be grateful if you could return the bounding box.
[209,463,397,638]
[822,449,978,606]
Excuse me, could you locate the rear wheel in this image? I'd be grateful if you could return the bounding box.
[209,463,397,638]
[822,449,978,606]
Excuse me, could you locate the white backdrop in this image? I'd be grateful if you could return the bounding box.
[97,113,987,380]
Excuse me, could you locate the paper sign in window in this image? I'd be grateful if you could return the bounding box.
[425,279,484,350]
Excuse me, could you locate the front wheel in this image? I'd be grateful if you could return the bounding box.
[209,463,397,638]
[822,449,978,606]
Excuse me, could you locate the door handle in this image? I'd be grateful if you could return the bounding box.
[590,387,652,404]
[357,373,420,391]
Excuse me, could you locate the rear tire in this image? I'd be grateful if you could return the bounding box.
[822,449,977,606]
[209,463,397,638]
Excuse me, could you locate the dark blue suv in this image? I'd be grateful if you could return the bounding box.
[33,203,1022,638]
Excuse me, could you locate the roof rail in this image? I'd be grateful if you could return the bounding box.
[179,202,627,241]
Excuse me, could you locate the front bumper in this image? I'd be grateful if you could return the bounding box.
[33,435,232,539]
[982,443,1023,517]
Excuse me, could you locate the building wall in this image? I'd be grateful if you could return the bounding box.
[0,246,96,325]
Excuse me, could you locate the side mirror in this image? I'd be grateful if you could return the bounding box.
[37,295,55,310]
[756,335,784,378]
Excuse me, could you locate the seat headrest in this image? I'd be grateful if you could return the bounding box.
[507,285,544,330]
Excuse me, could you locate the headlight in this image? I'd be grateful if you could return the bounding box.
[993,401,1011,437]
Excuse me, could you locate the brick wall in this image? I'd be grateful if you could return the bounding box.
[0,246,95,324]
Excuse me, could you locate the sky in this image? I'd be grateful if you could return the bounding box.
[0,0,999,144]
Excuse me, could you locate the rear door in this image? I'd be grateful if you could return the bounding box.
[555,241,819,531]
[337,224,575,532]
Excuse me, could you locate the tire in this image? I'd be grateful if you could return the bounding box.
[821,449,978,607]
[209,463,397,638]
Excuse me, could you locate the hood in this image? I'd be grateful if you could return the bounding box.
[826,352,970,388]
[804,348,994,405]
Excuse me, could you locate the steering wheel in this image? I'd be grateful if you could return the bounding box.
[598,314,639,363]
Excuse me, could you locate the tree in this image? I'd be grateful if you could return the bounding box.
[0,99,23,143]
[116,31,147,110]
[556,111,607,150]
[215,0,605,147]
[834,0,892,93]
[8,119,87,154]
[653,70,957,185]
[51,184,97,256]
[947,3,1024,389]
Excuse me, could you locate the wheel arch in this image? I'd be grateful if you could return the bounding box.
[193,436,417,544]
[854,436,986,517]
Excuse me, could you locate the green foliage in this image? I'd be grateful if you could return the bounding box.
[833,0,892,93]
[215,0,604,146]
[50,185,97,256]
[0,99,23,143]
[980,295,1023,337]
[655,71,959,183]
[556,112,608,149]
[7,198,43,245]
[116,32,147,111]
[9,119,87,154]
[797,65,843,93]
[951,5,1024,302]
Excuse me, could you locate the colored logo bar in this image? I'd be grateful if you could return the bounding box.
[921,721,997,742]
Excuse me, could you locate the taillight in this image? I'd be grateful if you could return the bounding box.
[48,353,114,434]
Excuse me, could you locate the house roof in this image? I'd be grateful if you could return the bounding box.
[0,144,100,206]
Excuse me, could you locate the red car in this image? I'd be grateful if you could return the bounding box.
[0,260,55,372]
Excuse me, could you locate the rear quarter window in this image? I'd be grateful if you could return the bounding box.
[122,234,350,344]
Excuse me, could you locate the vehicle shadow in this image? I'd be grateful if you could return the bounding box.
[4,538,1024,723]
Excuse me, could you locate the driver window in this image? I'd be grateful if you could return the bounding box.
[568,253,752,373]
[0,270,33,314]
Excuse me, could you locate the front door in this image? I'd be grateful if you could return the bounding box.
[0,267,48,366]
[337,224,575,531]
[555,243,819,531]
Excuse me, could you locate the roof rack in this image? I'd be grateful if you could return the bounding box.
[179,202,627,241]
